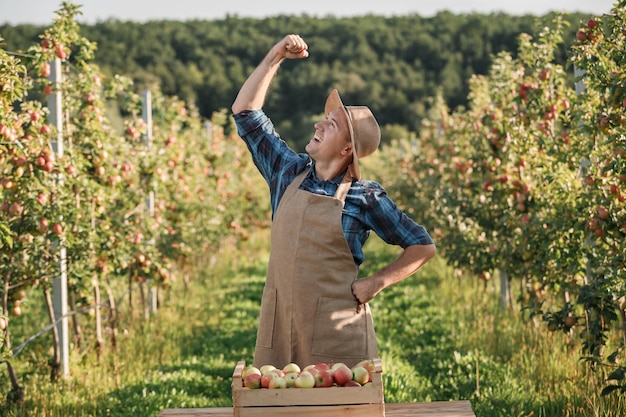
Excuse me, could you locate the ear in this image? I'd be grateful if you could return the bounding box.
[341,144,354,158]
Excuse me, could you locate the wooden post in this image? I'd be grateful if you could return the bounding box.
[141,90,156,317]
[48,58,70,378]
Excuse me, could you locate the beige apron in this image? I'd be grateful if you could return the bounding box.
[253,170,378,369]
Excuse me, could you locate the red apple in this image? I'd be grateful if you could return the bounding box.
[52,223,63,236]
[241,366,261,380]
[596,206,609,220]
[314,369,334,388]
[260,372,275,388]
[8,203,23,216]
[55,44,67,59]
[38,217,49,233]
[243,373,261,389]
[315,362,330,372]
[331,363,352,386]
[343,380,362,387]
[40,62,51,77]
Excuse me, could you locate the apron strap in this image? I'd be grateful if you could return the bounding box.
[334,171,353,204]
[286,168,352,204]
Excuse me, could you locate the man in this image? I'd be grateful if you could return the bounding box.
[232,34,436,369]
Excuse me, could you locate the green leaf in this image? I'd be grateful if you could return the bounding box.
[601,384,622,396]
[607,368,625,382]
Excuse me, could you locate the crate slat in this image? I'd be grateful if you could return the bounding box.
[158,401,475,417]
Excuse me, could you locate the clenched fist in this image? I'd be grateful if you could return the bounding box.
[275,34,309,60]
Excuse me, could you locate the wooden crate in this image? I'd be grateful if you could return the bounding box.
[158,401,475,417]
[231,358,385,417]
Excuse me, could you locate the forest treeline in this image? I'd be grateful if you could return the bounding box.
[1,11,593,149]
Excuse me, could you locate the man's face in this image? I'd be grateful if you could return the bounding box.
[305,108,352,163]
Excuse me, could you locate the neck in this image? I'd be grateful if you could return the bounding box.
[313,161,347,181]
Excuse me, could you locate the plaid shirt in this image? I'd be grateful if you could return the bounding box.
[233,109,433,266]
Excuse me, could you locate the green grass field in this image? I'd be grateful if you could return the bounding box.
[1,230,625,416]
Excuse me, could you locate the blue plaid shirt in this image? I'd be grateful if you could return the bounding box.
[233,109,433,266]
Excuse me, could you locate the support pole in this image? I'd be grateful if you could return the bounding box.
[48,58,69,378]
[141,90,157,316]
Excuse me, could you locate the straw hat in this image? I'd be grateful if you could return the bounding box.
[324,89,380,180]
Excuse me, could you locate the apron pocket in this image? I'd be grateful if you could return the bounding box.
[255,287,276,349]
[311,297,368,359]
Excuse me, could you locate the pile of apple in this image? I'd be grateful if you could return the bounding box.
[241,359,375,389]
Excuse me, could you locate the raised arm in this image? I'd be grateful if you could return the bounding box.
[231,34,309,114]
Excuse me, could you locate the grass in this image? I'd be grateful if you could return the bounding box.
[1,230,625,416]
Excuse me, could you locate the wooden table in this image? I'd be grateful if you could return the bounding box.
[158,400,475,417]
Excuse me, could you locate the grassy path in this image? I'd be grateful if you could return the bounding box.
[2,232,625,416]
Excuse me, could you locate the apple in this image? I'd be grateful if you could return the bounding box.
[343,380,362,387]
[284,372,299,388]
[55,44,67,59]
[243,373,261,389]
[596,206,609,220]
[355,359,376,382]
[8,203,23,217]
[261,373,275,388]
[260,364,276,375]
[283,363,301,374]
[314,369,334,388]
[52,223,63,236]
[294,370,315,388]
[302,364,319,377]
[351,366,369,385]
[241,366,261,380]
[331,363,352,386]
[268,376,287,389]
[315,362,330,371]
[38,217,49,233]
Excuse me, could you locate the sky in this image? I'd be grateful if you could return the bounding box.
[0,0,618,25]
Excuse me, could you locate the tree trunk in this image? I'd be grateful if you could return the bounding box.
[499,270,514,310]
[43,286,61,382]
[69,290,82,349]
[93,275,104,358]
[105,282,118,350]
[3,272,24,406]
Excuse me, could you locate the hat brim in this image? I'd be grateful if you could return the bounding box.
[325,89,360,180]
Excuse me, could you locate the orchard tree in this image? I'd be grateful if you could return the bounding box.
[569,1,626,395]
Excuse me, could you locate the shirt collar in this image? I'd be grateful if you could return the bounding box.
[309,162,348,186]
